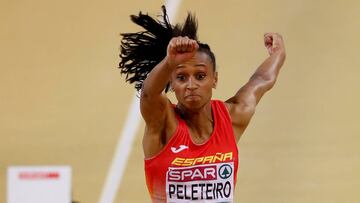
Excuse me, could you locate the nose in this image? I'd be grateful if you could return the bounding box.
[186,77,198,90]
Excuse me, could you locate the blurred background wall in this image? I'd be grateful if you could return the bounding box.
[1,0,360,202]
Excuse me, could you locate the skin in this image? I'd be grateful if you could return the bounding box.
[141,34,286,158]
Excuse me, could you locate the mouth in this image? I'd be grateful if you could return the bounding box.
[185,94,201,100]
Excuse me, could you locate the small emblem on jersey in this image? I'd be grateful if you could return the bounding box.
[219,164,233,179]
[171,145,189,153]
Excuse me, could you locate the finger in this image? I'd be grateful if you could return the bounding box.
[182,36,189,46]
[265,36,272,44]
[177,37,183,52]
[272,34,284,49]
[177,37,182,46]
[184,39,192,52]
[179,37,191,52]
[181,37,188,52]
[188,40,196,52]
[193,40,199,50]
[264,32,274,39]
[190,40,199,52]
[264,36,273,48]
[176,38,183,52]
[168,39,176,54]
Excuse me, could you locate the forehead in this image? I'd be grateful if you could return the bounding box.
[176,51,213,69]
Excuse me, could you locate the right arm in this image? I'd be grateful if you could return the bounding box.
[225,33,286,141]
[141,37,198,158]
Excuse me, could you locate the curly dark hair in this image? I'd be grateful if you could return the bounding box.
[119,5,216,92]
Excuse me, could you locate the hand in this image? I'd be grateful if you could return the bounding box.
[264,33,285,56]
[166,36,199,67]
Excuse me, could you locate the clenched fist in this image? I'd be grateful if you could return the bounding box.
[166,36,199,68]
[264,33,285,56]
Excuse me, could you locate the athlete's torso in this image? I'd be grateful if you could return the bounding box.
[145,100,239,203]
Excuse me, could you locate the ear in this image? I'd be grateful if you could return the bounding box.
[213,71,218,89]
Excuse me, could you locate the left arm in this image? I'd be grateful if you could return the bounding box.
[225,33,286,141]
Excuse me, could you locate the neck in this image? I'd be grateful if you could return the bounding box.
[176,102,214,142]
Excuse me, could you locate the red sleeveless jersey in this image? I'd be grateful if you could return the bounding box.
[144,100,239,203]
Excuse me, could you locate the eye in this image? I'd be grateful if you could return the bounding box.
[196,73,206,80]
[176,74,186,81]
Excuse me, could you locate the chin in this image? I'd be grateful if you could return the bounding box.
[183,98,208,110]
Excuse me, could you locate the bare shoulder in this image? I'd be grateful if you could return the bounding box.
[142,99,178,158]
[224,96,256,127]
[224,88,257,141]
[145,99,178,135]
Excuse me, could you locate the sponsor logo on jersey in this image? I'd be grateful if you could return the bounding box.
[166,162,234,202]
[171,145,189,153]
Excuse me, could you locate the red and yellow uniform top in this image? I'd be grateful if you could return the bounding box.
[145,100,239,203]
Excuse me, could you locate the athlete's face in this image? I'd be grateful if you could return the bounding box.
[170,51,217,110]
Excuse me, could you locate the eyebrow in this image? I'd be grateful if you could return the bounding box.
[195,63,207,67]
[176,63,207,69]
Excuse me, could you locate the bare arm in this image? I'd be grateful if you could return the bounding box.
[226,33,286,141]
[141,36,199,158]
